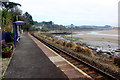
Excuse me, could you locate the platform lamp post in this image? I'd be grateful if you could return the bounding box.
[70,24,74,42]
[13,21,25,47]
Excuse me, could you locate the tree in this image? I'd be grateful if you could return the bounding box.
[2,9,12,32]
[10,7,22,22]
[20,12,34,31]
[1,1,21,32]
[24,12,34,25]
[2,2,21,10]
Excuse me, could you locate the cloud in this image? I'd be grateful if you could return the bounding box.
[10,0,119,26]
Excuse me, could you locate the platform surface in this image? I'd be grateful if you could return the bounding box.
[29,33,92,80]
[3,33,68,79]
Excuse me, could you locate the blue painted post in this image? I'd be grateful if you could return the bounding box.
[13,23,18,47]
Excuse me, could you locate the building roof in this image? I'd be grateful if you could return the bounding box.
[13,21,26,25]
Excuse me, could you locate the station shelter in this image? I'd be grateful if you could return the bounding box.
[13,21,25,47]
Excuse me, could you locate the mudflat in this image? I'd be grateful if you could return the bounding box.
[73,29,119,43]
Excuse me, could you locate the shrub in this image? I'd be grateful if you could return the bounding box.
[56,40,64,45]
[84,48,94,57]
[53,38,59,43]
[36,34,47,39]
[75,45,84,52]
[71,42,77,49]
[60,40,64,45]
[2,47,11,53]
[41,35,46,39]
[47,37,53,41]
[63,41,68,46]
[75,45,94,57]
[44,36,48,39]
[39,34,43,37]
[2,46,13,58]
[66,42,77,49]
[52,38,56,42]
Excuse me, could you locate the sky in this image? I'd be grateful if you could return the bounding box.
[10,0,119,26]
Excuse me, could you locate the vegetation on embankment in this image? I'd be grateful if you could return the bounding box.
[34,33,120,79]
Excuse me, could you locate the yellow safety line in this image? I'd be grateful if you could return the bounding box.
[29,34,93,79]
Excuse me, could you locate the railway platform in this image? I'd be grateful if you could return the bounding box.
[3,33,92,80]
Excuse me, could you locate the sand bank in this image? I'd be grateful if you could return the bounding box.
[72,30,119,43]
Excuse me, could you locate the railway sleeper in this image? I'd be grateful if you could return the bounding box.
[87,71,96,74]
[81,68,89,70]
[76,65,84,67]
[95,75,104,78]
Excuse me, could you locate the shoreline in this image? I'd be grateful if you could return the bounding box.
[53,29,119,57]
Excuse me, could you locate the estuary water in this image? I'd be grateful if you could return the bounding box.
[86,31,119,37]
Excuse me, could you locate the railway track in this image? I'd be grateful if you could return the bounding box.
[32,34,118,80]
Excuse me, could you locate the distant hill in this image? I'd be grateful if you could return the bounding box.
[77,25,112,29]
[34,21,117,32]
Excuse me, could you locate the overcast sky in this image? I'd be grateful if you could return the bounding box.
[10,0,119,26]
